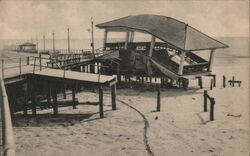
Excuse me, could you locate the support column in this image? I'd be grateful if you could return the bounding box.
[99,86,104,118]
[125,31,129,50]
[178,51,186,75]
[72,85,76,109]
[103,30,108,50]
[149,35,156,57]
[208,49,215,71]
[129,31,134,42]
[111,85,116,110]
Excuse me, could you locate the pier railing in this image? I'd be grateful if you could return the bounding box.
[0,62,16,156]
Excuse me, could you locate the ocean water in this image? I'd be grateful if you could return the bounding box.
[0,37,249,61]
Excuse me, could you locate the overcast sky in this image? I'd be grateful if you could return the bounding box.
[0,0,249,39]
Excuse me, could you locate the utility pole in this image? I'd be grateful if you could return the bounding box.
[91,17,95,58]
[52,32,55,52]
[67,28,70,53]
[43,34,45,52]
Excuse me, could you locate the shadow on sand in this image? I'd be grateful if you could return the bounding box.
[12,109,112,128]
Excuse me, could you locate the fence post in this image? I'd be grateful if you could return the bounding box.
[19,58,21,76]
[213,75,216,87]
[156,88,161,112]
[210,98,215,121]
[232,76,235,87]
[72,85,76,109]
[99,86,104,118]
[39,53,42,71]
[223,75,226,88]
[204,90,207,112]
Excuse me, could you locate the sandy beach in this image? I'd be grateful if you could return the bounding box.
[9,55,249,156]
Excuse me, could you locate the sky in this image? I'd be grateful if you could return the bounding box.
[0,0,249,40]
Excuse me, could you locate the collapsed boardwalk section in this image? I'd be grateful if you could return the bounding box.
[5,68,117,118]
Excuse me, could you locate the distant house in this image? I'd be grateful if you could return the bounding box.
[18,42,37,53]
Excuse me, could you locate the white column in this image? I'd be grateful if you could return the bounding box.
[208,49,215,71]
[149,35,156,57]
[178,51,186,75]
[103,30,108,50]
[125,31,129,50]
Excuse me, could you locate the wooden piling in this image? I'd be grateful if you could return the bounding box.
[72,85,76,109]
[157,88,161,112]
[111,85,116,110]
[223,75,226,88]
[198,77,203,89]
[210,98,215,121]
[27,56,29,65]
[232,76,235,87]
[204,90,207,112]
[210,79,213,90]
[99,86,104,118]
[63,85,67,99]
[39,53,42,71]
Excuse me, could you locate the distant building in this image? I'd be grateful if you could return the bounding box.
[18,42,37,53]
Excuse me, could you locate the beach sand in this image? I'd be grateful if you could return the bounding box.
[11,57,249,156]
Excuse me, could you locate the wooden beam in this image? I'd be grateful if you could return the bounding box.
[111,85,116,110]
[99,86,104,118]
[149,35,156,57]
[178,51,186,75]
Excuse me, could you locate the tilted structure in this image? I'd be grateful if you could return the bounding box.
[96,15,228,88]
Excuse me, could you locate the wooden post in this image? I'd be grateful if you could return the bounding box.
[210,98,215,121]
[67,28,70,53]
[27,56,29,65]
[204,90,207,112]
[198,77,203,89]
[232,76,235,87]
[149,35,155,57]
[111,85,116,110]
[208,49,215,71]
[52,86,58,115]
[213,75,216,87]
[210,79,213,90]
[72,85,76,109]
[99,86,104,118]
[39,53,42,71]
[178,51,186,75]
[223,75,226,88]
[52,32,55,53]
[19,58,21,75]
[156,88,161,112]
